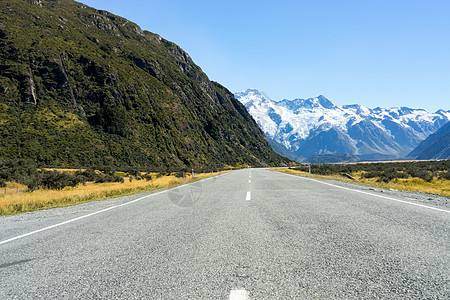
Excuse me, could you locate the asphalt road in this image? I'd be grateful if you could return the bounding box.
[0,169,449,299]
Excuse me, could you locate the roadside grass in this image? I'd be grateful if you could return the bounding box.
[0,172,223,216]
[1,182,28,196]
[273,168,450,197]
[42,168,83,173]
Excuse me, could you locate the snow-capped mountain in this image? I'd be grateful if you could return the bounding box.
[235,89,450,162]
[409,122,450,159]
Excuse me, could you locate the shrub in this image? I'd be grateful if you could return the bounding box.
[94,174,124,183]
[395,172,410,179]
[74,169,98,182]
[363,171,383,178]
[410,169,433,182]
[127,169,140,177]
[290,165,310,173]
[26,171,81,191]
[0,179,6,188]
[292,160,448,183]
[174,171,185,178]
[421,172,433,182]
[378,171,396,183]
[26,177,41,191]
[39,171,80,190]
[0,159,37,183]
[23,168,125,191]
[0,159,131,191]
[99,166,116,176]
[142,173,152,181]
[440,170,450,180]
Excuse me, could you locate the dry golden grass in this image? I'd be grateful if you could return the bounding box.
[273,168,355,182]
[0,172,223,216]
[1,182,28,196]
[357,177,450,197]
[273,168,450,197]
[41,168,83,173]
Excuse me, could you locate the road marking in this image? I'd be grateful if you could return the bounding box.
[0,173,228,246]
[246,191,251,201]
[229,289,250,300]
[248,179,251,184]
[280,172,450,214]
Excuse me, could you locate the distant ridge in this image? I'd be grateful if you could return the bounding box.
[409,122,450,159]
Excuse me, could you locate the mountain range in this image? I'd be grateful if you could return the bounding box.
[235,89,450,162]
[409,122,450,160]
[0,0,286,170]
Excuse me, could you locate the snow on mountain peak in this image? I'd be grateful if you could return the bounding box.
[234,89,272,107]
[436,109,450,120]
[278,95,335,110]
[234,89,450,162]
[342,104,371,116]
[316,95,335,109]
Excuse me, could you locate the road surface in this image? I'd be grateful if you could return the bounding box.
[1,169,449,299]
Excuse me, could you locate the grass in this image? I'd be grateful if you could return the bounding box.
[0,172,223,216]
[273,168,450,197]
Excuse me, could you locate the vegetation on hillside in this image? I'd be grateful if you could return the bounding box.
[277,160,450,197]
[0,158,224,215]
[0,0,287,170]
[292,160,450,182]
[0,159,125,190]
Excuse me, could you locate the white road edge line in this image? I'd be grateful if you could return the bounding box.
[246,191,251,201]
[279,171,450,214]
[0,173,229,246]
[229,289,250,300]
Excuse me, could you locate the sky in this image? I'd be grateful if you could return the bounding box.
[80,0,450,111]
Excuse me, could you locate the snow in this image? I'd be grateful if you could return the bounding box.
[235,89,450,152]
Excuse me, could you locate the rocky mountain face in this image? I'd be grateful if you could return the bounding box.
[0,0,287,170]
[235,89,450,162]
[409,122,450,159]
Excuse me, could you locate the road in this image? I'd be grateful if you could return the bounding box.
[0,169,449,299]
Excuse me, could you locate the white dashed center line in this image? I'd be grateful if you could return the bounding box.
[229,289,250,300]
[246,191,251,201]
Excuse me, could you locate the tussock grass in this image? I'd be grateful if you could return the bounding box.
[0,172,222,216]
[274,168,450,197]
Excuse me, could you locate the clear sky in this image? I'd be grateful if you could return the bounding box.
[80,0,450,111]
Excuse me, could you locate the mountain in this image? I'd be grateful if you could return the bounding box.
[0,0,286,170]
[235,89,450,162]
[409,122,450,159]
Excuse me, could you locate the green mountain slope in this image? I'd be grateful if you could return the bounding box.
[0,0,287,170]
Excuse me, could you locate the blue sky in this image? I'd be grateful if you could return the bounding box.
[80,0,450,111]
